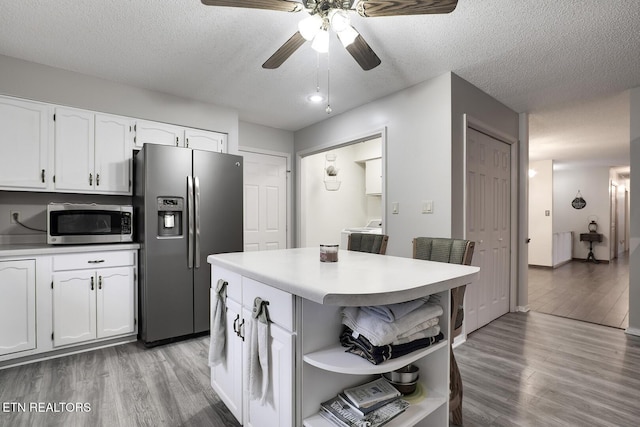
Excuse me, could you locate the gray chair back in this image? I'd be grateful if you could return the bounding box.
[412,237,474,266]
[347,233,389,255]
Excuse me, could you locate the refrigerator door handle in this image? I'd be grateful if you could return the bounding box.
[187,175,194,269]
[194,176,201,268]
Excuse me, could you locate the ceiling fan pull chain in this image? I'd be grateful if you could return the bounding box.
[326,48,332,114]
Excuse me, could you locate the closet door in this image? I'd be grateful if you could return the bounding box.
[465,127,511,332]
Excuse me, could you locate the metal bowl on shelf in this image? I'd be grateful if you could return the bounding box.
[383,364,419,383]
[382,364,420,394]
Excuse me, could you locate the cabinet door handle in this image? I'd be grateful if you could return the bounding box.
[238,319,245,341]
[89,173,93,186]
[186,138,189,148]
[98,276,102,290]
[175,136,179,146]
[233,314,240,335]
[91,276,94,291]
[96,173,100,186]
[41,169,45,183]
[88,260,105,264]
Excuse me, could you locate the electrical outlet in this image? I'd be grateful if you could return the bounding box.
[10,211,20,224]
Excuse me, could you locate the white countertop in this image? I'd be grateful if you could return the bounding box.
[208,248,479,306]
[0,243,140,257]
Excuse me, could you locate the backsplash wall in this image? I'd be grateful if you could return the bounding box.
[0,191,131,244]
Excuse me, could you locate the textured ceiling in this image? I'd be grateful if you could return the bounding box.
[0,0,639,167]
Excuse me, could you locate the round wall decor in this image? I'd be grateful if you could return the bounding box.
[571,191,586,209]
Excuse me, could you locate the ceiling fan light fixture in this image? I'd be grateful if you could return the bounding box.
[337,26,359,47]
[298,14,323,41]
[328,9,350,33]
[311,29,330,53]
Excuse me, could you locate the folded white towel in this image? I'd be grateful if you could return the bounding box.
[395,317,439,341]
[208,279,227,367]
[342,303,443,346]
[392,324,441,345]
[360,297,428,323]
[247,297,270,405]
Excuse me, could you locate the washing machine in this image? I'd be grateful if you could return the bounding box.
[340,219,383,249]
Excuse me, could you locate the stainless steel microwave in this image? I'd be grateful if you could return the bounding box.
[47,203,133,245]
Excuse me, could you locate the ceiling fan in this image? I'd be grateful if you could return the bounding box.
[201,0,458,71]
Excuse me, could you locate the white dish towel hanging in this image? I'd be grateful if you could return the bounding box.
[208,279,227,367]
[247,297,270,405]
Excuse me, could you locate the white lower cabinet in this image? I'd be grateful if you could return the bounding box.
[52,251,136,348]
[211,266,294,427]
[211,263,451,427]
[0,260,36,356]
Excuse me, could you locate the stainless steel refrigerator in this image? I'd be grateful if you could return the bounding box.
[134,144,243,345]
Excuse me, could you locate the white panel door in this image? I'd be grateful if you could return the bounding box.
[0,260,36,356]
[0,96,51,190]
[96,266,135,339]
[52,270,97,347]
[54,107,95,192]
[243,311,294,427]
[94,114,133,194]
[243,151,287,251]
[211,297,244,424]
[465,128,511,333]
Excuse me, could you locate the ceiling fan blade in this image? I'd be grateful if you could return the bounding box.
[262,31,306,69]
[201,0,303,12]
[356,0,458,17]
[345,34,381,71]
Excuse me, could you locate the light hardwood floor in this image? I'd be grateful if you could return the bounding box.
[528,253,629,329]
[454,311,640,426]
[1,312,638,426]
[0,337,240,427]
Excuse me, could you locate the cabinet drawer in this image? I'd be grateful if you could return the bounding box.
[52,251,135,271]
[242,277,294,332]
[212,266,242,302]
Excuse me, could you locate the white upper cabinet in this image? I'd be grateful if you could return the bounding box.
[0,96,52,191]
[133,120,183,149]
[94,114,133,194]
[54,107,95,192]
[135,120,228,153]
[365,157,382,195]
[185,128,227,153]
[54,108,132,194]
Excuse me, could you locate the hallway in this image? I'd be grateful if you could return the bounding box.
[527,253,629,329]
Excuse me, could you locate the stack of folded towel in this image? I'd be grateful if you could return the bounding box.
[340,296,444,365]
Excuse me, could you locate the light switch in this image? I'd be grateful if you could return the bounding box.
[422,200,433,214]
[392,202,399,214]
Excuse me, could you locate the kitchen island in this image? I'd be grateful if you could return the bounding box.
[208,248,479,426]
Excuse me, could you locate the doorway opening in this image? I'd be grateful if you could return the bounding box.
[298,132,385,248]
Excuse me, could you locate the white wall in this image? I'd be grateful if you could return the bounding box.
[553,166,611,261]
[301,145,368,247]
[450,74,520,238]
[0,55,239,152]
[528,160,554,266]
[239,120,294,155]
[295,72,520,260]
[628,86,640,335]
[296,73,452,257]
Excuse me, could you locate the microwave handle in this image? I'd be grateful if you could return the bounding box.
[194,176,201,269]
[187,176,194,269]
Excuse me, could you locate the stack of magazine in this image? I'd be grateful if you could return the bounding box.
[319,378,410,427]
